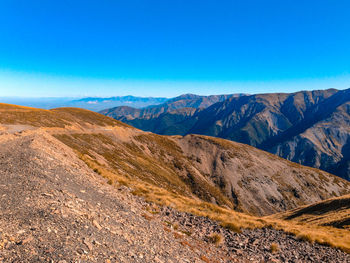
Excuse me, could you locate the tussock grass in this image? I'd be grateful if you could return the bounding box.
[0,103,128,128]
[220,222,242,233]
[208,233,223,245]
[270,243,279,253]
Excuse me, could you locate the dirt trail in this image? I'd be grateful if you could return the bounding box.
[0,131,227,262]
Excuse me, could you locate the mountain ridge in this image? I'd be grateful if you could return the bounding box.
[102,88,350,180]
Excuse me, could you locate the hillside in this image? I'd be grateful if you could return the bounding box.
[1,103,350,260]
[103,88,350,180]
[0,130,349,262]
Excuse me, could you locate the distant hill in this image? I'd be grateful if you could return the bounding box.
[71,96,169,111]
[101,88,350,181]
[0,95,169,111]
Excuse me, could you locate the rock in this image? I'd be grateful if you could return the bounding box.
[93,220,102,230]
[83,238,93,251]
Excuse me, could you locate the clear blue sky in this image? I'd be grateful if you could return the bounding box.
[0,0,349,97]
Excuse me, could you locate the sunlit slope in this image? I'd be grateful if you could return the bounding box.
[272,194,350,228]
[266,194,350,252]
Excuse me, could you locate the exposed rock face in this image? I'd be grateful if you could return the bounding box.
[271,100,350,180]
[103,88,350,180]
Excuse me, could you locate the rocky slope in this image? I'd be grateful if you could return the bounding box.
[161,207,350,262]
[103,88,350,180]
[0,130,229,262]
[0,113,350,261]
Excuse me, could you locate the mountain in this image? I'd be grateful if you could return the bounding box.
[1,103,350,260]
[100,93,242,119]
[0,95,169,111]
[103,88,350,180]
[100,93,244,135]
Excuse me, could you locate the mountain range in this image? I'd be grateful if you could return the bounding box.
[101,88,350,181]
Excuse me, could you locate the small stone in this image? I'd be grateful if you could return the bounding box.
[22,235,34,244]
[93,220,102,230]
[83,238,93,251]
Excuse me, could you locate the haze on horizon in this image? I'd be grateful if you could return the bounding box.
[0,1,350,98]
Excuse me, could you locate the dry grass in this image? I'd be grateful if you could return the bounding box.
[220,222,242,233]
[265,195,350,253]
[199,255,211,263]
[270,243,279,253]
[0,103,130,129]
[208,233,223,245]
[141,213,153,221]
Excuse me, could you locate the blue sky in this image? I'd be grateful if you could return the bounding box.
[0,0,349,97]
